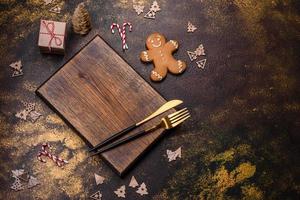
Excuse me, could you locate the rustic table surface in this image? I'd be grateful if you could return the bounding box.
[0,0,299,199]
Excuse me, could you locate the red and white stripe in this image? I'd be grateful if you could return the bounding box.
[110,23,122,35]
[110,22,132,50]
[37,143,68,167]
[122,22,132,50]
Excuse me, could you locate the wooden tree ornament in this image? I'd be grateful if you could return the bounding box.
[72,3,92,35]
[114,185,126,198]
[136,182,148,196]
[94,173,105,185]
[129,176,139,188]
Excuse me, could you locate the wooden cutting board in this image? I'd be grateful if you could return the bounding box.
[37,35,172,176]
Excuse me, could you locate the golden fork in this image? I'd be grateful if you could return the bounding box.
[90,108,190,156]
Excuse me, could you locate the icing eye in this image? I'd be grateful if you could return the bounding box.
[151,40,154,43]
[157,38,161,41]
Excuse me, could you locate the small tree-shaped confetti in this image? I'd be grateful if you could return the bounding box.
[72,3,92,35]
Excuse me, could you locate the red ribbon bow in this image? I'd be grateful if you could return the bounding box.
[41,20,63,51]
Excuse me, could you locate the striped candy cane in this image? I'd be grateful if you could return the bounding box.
[37,143,68,167]
[110,23,122,35]
[122,22,132,50]
[110,22,132,50]
[111,23,123,49]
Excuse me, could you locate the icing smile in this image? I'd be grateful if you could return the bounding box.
[152,41,162,47]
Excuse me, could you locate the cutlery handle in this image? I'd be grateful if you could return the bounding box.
[90,129,149,156]
[90,125,160,156]
[89,124,136,152]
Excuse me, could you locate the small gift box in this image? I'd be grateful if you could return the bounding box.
[38,20,66,55]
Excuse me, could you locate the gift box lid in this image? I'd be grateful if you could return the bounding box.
[38,20,66,50]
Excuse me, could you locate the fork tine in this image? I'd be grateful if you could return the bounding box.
[168,108,187,118]
[169,110,189,121]
[170,112,190,123]
[171,115,191,128]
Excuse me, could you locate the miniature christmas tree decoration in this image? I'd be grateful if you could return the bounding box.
[144,10,156,19]
[90,191,102,200]
[11,169,25,178]
[195,44,205,56]
[15,109,31,120]
[187,51,198,61]
[15,101,42,123]
[12,169,29,182]
[114,185,126,198]
[196,59,207,69]
[150,1,161,12]
[72,3,92,35]
[28,110,42,123]
[94,173,105,185]
[9,61,22,71]
[144,1,161,19]
[136,182,148,195]
[167,147,182,162]
[12,70,23,77]
[10,60,23,77]
[10,167,40,191]
[187,44,205,61]
[129,176,139,188]
[187,21,197,33]
[133,5,144,15]
[11,169,28,182]
[27,176,40,188]
[11,178,25,191]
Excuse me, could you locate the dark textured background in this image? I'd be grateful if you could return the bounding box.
[0,0,299,199]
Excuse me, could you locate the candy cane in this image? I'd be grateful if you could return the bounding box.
[37,143,68,167]
[110,22,132,50]
[111,23,124,50]
[122,22,132,50]
[110,23,122,35]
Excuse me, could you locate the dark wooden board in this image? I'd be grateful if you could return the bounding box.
[37,35,171,176]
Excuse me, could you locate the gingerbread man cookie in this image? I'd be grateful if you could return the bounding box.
[140,33,186,81]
